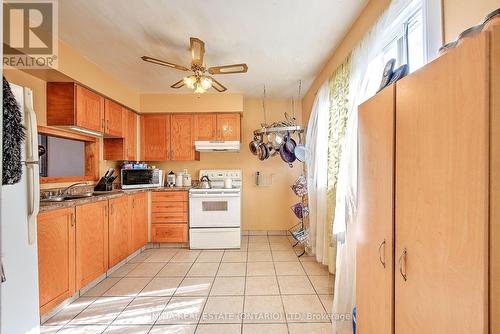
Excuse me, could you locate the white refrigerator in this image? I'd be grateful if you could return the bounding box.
[1,83,41,334]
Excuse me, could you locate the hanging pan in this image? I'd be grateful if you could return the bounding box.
[294,132,306,162]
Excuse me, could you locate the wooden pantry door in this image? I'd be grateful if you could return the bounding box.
[395,33,489,334]
[357,84,395,334]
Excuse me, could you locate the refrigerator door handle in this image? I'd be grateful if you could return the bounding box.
[24,88,40,245]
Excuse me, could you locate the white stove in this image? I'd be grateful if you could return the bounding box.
[189,170,242,249]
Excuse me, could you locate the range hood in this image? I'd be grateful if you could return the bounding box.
[195,141,240,152]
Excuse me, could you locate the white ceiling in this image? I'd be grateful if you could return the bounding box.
[58,0,367,97]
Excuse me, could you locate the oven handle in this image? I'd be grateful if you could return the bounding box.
[190,192,241,198]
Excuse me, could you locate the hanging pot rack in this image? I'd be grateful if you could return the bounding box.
[253,125,304,136]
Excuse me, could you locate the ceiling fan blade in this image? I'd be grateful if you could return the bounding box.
[210,77,227,92]
[141,56,189,71]
[208,63,248,75]
[170,79,185,89]
[190,37,205,66]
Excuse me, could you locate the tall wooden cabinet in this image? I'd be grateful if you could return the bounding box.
[357,85,395,334]
[356,30,499,333]
[37,208,75,315]
[75,201,108,290]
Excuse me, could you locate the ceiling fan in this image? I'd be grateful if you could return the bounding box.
[141,37,248,93]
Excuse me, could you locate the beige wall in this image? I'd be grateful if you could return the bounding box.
[442,0,499,43]
[140,98,303,231]
[302,0,499,120]
[141,93,244,113]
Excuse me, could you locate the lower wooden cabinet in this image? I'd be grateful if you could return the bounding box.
[37,208,75,315]
[108,196,130,267]
[151,191,188,242]
[152,223,187,243]
[75,201,109,290]
[130,192,148,252]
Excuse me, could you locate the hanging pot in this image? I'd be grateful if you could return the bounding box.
[283,132,297,155]
[268,132,284,150]
[294,132,306,162]
[280,145,296,167]
[257,142,269,161]
[249,135,261,156]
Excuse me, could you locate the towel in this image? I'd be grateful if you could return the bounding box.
[3,77,26,185]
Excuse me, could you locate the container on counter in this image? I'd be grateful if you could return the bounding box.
[183,173,192,187]
[175,172,184,187]
[167,171,175,187]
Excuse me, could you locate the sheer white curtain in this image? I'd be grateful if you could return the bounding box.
[305,82,330,264]
[331,0,419,332]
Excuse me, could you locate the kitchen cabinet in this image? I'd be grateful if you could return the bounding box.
[103,108,137,161]
[151,191,188,242]
[194,113,241,141]
[47,83,104,133]
[129,192,148,252]
[75,201,108,290]
[37,208,75,315]
[356,31,498,334]
[140,114,171,161]
[171,114,199,160]
[104,99,124,137]
[108,196,130,267]
[216,113,241,141]
[356,85,395,334]
[194,113,217,140]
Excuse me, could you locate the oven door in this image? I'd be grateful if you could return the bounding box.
[189,192,241,228]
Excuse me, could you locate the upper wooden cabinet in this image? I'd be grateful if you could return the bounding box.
[103,108,137,161]
[194,113,241,141]
[217,113,241,141]
[194,113,217,140]
[140,114,171,161]
[37,208,75,315]
[75,201,108,290]
[104,99,124,137]
[47,83,104,133]
[171,114,199,161]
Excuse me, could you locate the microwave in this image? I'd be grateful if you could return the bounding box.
[121,169,163,189]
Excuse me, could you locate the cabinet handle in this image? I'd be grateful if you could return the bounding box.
[110,204,114,215]
[132,199,135,209]
[378,239,386,268]
[104,205,108,217]
[398,248,407,281]
[71,213,75,227]
[101,118,105,132]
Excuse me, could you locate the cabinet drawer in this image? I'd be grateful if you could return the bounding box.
[152,201,188,213]
[152,223,188,243]
[152,191,188,202]
[152,211,188,223]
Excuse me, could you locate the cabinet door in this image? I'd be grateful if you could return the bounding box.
[356,85,395,334]
[140,114,170,161]
[130,192,148,252]
[108,196,130,267]
[37,208,75,315]
[194,113,217,140]
[216,113,240,141]
[125,109,137,160]
[104,99,124,137]
[75,201,108,290]
[171,114,197,160]
[395,34,489,334]
[75,85,104,132]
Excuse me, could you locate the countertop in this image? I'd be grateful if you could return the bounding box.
[39,186,191,213]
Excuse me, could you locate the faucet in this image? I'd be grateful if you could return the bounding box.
[60,182,88,195]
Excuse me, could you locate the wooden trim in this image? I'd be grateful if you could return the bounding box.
[37,125,97,142]
[38,126,100,183]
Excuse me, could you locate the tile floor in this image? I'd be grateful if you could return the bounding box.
[41,235,334,334]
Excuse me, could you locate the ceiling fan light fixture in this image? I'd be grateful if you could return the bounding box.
[183,75,197,89]
[194,83,206,94]
[200,76,213,90]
